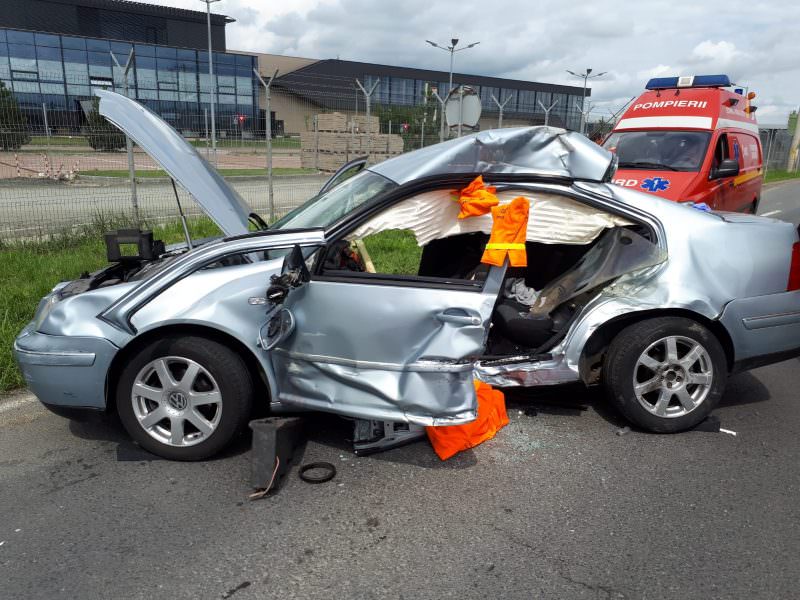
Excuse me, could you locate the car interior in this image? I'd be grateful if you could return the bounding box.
[315,187,664,359]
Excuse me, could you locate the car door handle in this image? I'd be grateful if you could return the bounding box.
[435,311,482,326]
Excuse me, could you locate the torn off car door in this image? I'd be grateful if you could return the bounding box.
[261,247,506,425]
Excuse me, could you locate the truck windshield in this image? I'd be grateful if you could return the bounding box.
[270,170,397,230]
[604,131,711,172]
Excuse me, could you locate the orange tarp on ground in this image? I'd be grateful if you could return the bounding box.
[426,380,510,461]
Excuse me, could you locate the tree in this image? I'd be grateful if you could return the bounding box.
[84,96,126,151]
[0,81,31,150]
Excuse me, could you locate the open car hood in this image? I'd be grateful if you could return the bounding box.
[96,89,251,236]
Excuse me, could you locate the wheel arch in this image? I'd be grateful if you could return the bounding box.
[105,323,270,415]
[578,308,735,385]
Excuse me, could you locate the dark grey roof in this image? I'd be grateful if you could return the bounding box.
[274,57,588,110]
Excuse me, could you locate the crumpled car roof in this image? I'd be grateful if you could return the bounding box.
[369,126,616,185]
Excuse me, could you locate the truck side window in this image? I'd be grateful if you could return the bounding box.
[712,133,729,170]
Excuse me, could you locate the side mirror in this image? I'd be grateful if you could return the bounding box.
[711,158,740,179]
[267,245,310,305]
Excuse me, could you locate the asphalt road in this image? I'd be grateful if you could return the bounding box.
[0,174,328,240]
[1,179,798,599]
[758,178,800,225]
[1,361,799,600]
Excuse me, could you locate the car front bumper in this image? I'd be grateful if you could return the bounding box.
[13,323,119,410]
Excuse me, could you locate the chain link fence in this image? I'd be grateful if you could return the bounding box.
[0,71,586,242]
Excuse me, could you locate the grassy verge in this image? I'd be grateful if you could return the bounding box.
[0,217,222,392]
[0,222,418,393]
[764,169,800,184]
[77,167,316,178]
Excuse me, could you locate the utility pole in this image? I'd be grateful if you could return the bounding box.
[567,68,606,135]
[110,47,140,225]
[200,0,221,165]
[355,78,379,162]
[491,93,512,128]
[537,98,559,126]
[254,68,279,222]
[426,38,480,137]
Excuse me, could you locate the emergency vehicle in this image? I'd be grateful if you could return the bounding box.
[604,75,762,213]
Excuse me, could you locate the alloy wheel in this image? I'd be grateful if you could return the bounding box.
[632,335,713,418]
[131,356,223,447]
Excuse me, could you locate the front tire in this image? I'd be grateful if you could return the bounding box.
[603,317,727,433]
[116,336,253,460]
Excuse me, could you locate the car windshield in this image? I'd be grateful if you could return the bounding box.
[604,130,711,172]
[270,170,397,230]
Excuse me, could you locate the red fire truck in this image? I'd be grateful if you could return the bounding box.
[604,75,762,213]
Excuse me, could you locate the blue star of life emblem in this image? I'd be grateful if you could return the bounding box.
[641,177,670,192]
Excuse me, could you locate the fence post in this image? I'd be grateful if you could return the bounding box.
[254,68,279,222]
[355,78,379,164]
[491,94,512,129]
[537,98,559,127]
[431,91,446,143]
[110,48,140,226]
[314,115,319,171]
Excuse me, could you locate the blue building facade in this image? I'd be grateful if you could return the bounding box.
[0,27,258,134]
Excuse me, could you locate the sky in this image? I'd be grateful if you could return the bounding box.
[149,0,797,125]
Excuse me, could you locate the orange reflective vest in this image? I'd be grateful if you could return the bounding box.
[455,175,499,219]
[426,380,509,461]
[481,196,529,267]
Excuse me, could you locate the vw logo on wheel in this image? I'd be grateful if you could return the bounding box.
[167,390,188,411]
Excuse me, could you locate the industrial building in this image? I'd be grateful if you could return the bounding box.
[0,0,589,139]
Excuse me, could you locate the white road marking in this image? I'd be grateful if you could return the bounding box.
[0,394,37,413]
[761,210,782,217]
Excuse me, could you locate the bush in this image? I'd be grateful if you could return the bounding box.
[84,96,126,151]
[0,81,31,150]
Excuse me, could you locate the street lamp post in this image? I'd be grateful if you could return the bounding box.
[566,68,606,135]
[426,38,479,139]
[200,0,221,165]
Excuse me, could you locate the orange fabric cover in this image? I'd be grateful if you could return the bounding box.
[481,196,529,267]
[455,175,499,219]
[426,380,509,461]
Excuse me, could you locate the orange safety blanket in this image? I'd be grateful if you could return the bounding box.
[426,380,509,461]
[481,196,529,267]
[454,175,499,219]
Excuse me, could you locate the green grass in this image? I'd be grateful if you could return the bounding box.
[362,229,422,275]
[0,217,222,392]
[77,167,316,178]
[764,169,800,184]
[1,223,420,392]
[28,136,89,147]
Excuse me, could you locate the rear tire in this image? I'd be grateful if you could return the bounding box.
[116,336,253,460]
[603,317,727,433]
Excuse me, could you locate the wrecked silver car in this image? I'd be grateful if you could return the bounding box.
[14,90,800,460]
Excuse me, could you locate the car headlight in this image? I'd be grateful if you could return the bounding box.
[34,294,61,330]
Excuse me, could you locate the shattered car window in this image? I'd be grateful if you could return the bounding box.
[271,170,397,231]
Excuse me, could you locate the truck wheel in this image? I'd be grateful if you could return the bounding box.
[603,317,727,433]
[116,336,253,460]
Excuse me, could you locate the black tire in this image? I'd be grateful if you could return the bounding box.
[603,317,727,433]
[116,335,253,460]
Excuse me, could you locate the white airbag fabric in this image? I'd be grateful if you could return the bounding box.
[346,190,631,246]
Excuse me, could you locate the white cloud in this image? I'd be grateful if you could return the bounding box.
[135,0,800,125]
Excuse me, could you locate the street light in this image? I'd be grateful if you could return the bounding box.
[200,0,221,164]
[426,38,480,138]
[567,68,606,135]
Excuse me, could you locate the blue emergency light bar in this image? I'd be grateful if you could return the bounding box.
[645,74,731,90]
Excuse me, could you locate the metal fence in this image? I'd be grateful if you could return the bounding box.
[1,71,587,242]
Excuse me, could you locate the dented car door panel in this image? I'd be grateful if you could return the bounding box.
[267,266,506,425]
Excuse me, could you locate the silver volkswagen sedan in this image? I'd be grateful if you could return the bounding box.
[14,90,800,460]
